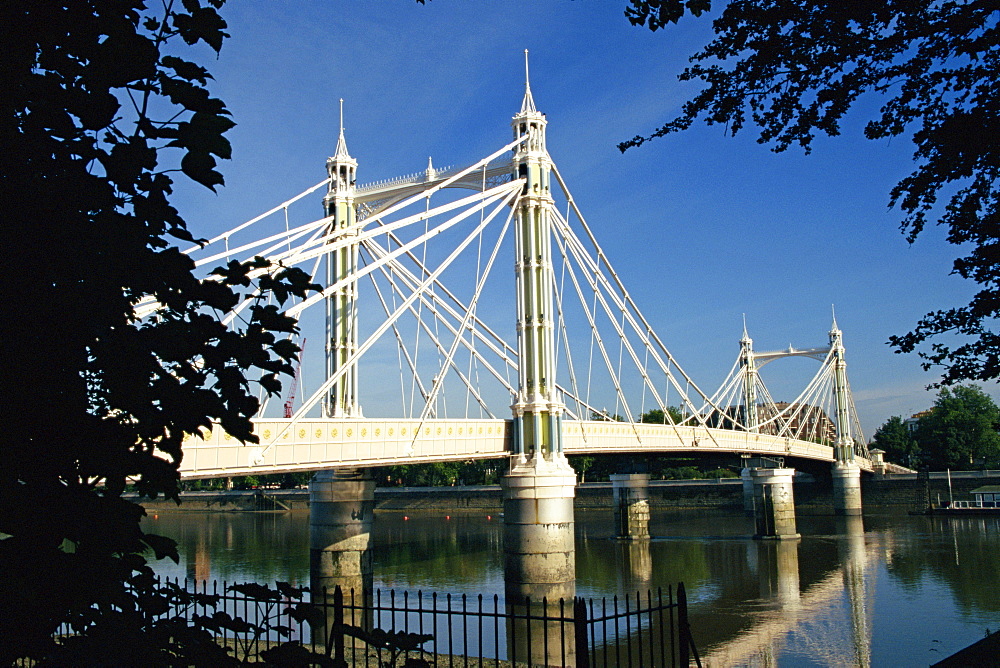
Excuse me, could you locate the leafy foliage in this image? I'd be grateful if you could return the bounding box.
[345,627,433,668]
[383,459,502,486]
[871,415,921,468]
[621,0,1000,384]
[0,1,316,662]
[912,384,1000,469]
[641,406,686,424]
[625,0,713,30]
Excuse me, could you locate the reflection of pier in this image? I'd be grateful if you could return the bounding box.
[700,516,874,667]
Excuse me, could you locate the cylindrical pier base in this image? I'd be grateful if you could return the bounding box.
[832,461,863,516]
[502,456,577,667]
[751,467,799,539]
[501,457,577,593]
[309,468,375,648]
[610,473,650,540]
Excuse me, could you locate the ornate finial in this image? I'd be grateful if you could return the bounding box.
[830,304,841,335]
[520,49,537,114]
[334,98,351,161]
[425,156,435,180]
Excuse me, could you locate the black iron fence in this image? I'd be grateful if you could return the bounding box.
[47,578,701,667]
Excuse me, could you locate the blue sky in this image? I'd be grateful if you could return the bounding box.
[172,1,996,438]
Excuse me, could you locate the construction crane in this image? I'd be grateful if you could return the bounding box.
[283,338,306,419]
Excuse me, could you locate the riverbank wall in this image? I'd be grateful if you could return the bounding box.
[135,470,1000,513]
[134,481,748,512]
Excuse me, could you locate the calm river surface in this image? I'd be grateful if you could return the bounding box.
[146,508,1000,666]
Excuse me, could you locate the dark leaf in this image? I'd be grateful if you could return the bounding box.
[141,533,180,563]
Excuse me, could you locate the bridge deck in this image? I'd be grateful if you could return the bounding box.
[178,419,871,479]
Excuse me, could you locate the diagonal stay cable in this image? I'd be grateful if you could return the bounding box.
[414,193,514,428]
[256,186,519,455]
[364,241,517,399]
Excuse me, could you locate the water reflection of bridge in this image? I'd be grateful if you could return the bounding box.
[689,516,873,667]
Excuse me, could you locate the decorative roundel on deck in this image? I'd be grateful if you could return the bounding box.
[401,428,407,436]
[224,433,232,441]
[458,427,462,435]
[425,427,431,435]
[315,429,322,438]
[298,429,306,438]
[347,428,353,437]
[479,427,483,435]
[263,430,272,439]
[448,427,453,435]
[361,428,367,437]
[282,430,289,439]
[388,428,394,436]
[375,428,381,436]
[332,429,338,437]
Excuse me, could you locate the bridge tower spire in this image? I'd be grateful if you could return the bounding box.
[323,99,362,417]
[740,318,759,432]
[509,50,563,464]
[829,312,863,516]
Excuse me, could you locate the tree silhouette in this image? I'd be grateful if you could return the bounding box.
[1,1,314,662]
[622,0,1000,385]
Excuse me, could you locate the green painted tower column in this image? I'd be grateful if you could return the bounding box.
[507,62,564,465]
[830,318,862,515]
[740,323,759,433]
[323,100,362,418]
[740,327,761,516]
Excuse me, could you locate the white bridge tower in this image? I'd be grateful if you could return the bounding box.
[501,55,578,637]
[324,100,362,418]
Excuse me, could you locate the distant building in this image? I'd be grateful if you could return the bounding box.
[707,402,838,443]
[904,409,932,433]
[757,402,837,444]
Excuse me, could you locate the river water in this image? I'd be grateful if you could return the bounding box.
[146,508,1000,666]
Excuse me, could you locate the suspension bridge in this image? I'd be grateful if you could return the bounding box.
[157,66,871,493]
[137,57,887,663]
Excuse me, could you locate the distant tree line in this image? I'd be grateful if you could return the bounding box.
[182,453,738,491]
[872,385,1000,471]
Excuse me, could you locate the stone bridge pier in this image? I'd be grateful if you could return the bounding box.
[832,461,863,516]
[610,473,650,540]
[309,468,375,646]
[750,468,800,539]
[502,457,578,667]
